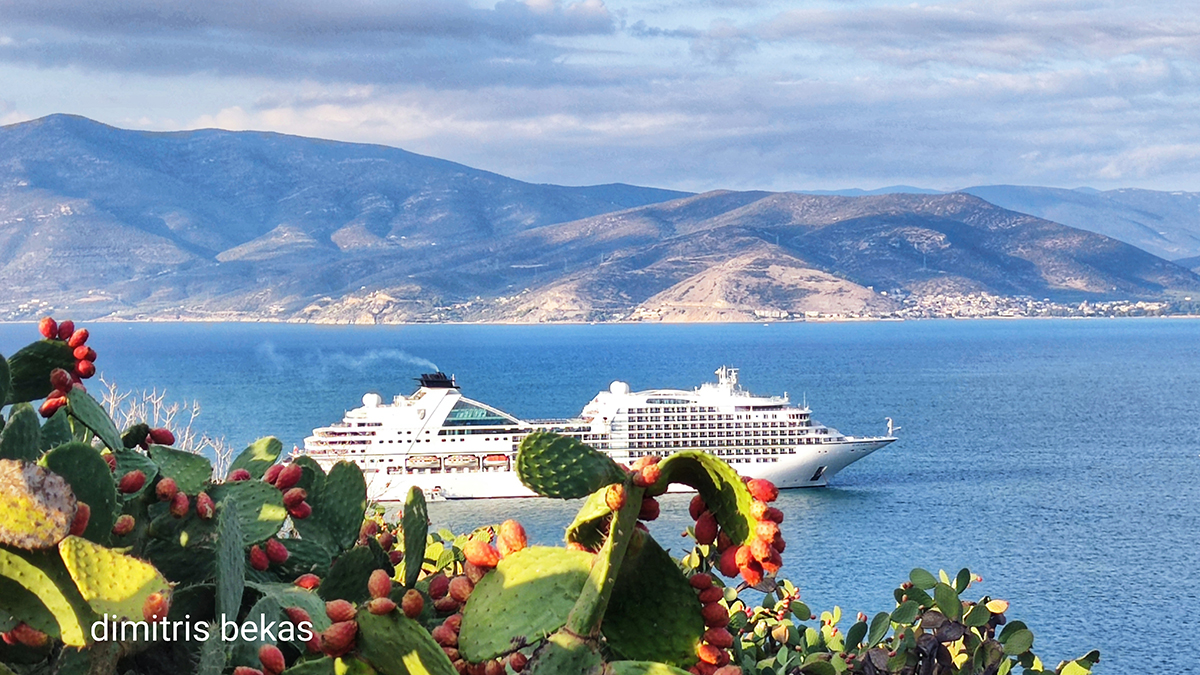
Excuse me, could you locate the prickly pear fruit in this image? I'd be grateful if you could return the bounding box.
[75,360,95,379]
[703,627,734,649]
[755,520,779,543]
[143,592,169,621]
[497,519,527,557]
[378,530,395,550]
[639,496,660,521]
[368,569,391,599]
[67,328,89,348]
[750,538,772,563]
[771,532,785,553]
[56,320,75,340]
[38,395,67,417]
[605,483,627,511]
[698,587,723,604]
[156,477,179,502]
[433,595,460,613]
[690,494,707,520]
[103,454,117,472]
[431,624,458,647]
[762,549,782,575]
[463,539,500,569]
[388,550,403,565]
[697,644,724,665]
[320,621,358,658]
[265,538,289,564]
[448,575,474,603]
[284,607,312,625]
[196,491,215,520]
[50,368,74,392]
[233,668,264,675]
[402,589,424,618]
[148,427,175,446]
[112,514,135,536]
[10,623,48,648]
[264,464,284,485]
[325,599,356,623]
[764,507,784,524]
[282,487,307,508]
[718,547,739,577]
[734,545,753,568]
[746,478,778,503]
[690,573,713,590]
[69,502,90,536]
[287,501,311,520]
[695,511,717,545]
[463,561,487,585]
[701,603,728,628]
[275,463,302,490]
[713,667,741,675]
[74,346,97,362]
[39,317,58,339]
[509,653,528,672]
[249,545,270,571]
[739,561,764,587]
[367,597,397,615]
[170,491,190,518]
[294,574,320,590]
[259,644,286,675]
[118,470,146,494]
[228,468,252,482]
[429,574,450,599]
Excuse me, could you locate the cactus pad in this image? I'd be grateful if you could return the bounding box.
[650,451,756,544]
[516,432,626,500]
[0,350,10,407]
[458,546,594,662]
[0,403,41,462]
[215,498,246,622]
[402,486,428,589]
[564,490,613,550]
[4,340,74,405]
[527,631,603,675]
[604,663,693,675]
[295,460,368,554]
[356,609,458,675]
[37,408,74,453]
[207,480,288,546]
[149,444,215,493]
[40,442,120,544]
[318,545,383,603]
[0,547,94,646]
[228,437,284,480]
[65,388,123,453]
[58,535,171,623]
[0,459,78,549]
[603,536,703,668]
[247,580,333,635]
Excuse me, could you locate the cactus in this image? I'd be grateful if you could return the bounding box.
[318,545,388,604]
[36,408,73,453]
[516,431,626,499]
[64,388,123,453]
[355,609,456,675]
[207,480,288,546]
[0,460,78,550]
[0,404,41,462]
[3,340,74,405]
[149,444,216,493]
[649,451,756,545]
[402,486,428,589]
[228,437,284,480]
[0,350,10,409]
[58,535,171,623]
[292,460,368,554]
[215,497,247,622]
[39,442,120,544]
[0,546,95,646]
[603,537,704,667]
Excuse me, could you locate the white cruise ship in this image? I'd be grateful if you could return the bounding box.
[299,367,896,500]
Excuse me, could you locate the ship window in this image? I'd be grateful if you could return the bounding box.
[444,400,519,426]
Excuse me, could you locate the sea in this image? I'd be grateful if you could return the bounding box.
[2,318,1198,672]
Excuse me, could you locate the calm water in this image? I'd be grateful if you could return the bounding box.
[3,318,1198,672]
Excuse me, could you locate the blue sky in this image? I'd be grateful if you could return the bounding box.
[1,0,1198,192]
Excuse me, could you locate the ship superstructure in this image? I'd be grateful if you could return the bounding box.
[300,368,896,500]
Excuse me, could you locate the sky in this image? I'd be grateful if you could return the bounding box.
[1,0,1199,193]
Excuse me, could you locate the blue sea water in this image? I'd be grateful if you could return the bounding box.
[2,318,1198,672]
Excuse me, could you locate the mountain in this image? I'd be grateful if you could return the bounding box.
[1,115,1198,323]
[961,185,1200,261]
[795,186,944,197]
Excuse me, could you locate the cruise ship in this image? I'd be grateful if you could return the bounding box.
[299,367,897,500]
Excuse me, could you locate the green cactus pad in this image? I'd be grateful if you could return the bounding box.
[0,403,41,462]
[228,594,284,668]
[196,627,227,675]
[651,451,756,545]
[527,631,603,675]
[37,408,74,453]
[59,535,172,623]
[604,662,693,675]
[517,432,626,499]
[247,580,333,636]
[0,350,10,408]
[4,340,75,405]
[216,497,247,622]
[65,388,123,453]
[295,460,368,554]
[318,545,383,603]
[602,536,704,668]
[402,486,428,589]
[458,546,594,662]
[280,657,337,675]
[356,609,457,675]
[148,444,215,493]
[0,546,95,646]
[207,480,288,546]
[228,437,284,480]
[270,537,334,581]
[40,442,120,544]
[0,459,78,549]
[564,489,612,550]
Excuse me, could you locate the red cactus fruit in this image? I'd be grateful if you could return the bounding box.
[103,453,117,472]
[118,470,146,494]
[148,427,175,446]
[463,539,501,569]
[566,541,590,552]
[463,561,487,585]
[634,462,661,487]
[749,500,768,520]
[74,346,97,362]
[431,624,458,647]
[700,602,728,627]
[750,538,772,563]
[320,621,358,658]
[771,531,786,553]
[287,501,312,520]
[196,491,215,520]
[378,530,395,550]
[698,587,723,604]
[284,607,312,625]
[694,511,718,545]
[762,549,783,575]
[56,320,75,340]
[508,652,528,672]
[755,520,779,543]
[249,545,270,571]
[433,595,461,613]
[325,599,357,623]
[712,666,742,675]
[38,317,58,339]
[67,328,89,348]
[9,623,48,648]
[38,396,67,418]
[401,589,424,618]
[282,487,308,508]
[689,573,713,590]
[233,668,264,675]
[448,575,474,603]
[143,592,169,621]
[605,483,627,511]
[156,477,179,502]
[306,633,321,654]
[717,547,739,578]
[264,464,284,485]
[498,519,527,556]
[275,463,302,490]
[69,502,90,536]
[764,507,784,524]
[389,550,404,565]
[265,538,289,565]
[50,368,74,392]
[689,494,707,520]
[169,491,190,518]
[367,597,397,615]
[368,569,392,599]
[638,497,660,521]
[716,532,733,553]
[429,574,451,599]
[228,468,252,482]
[697,643,725,665]
[112,514,135,536]
[443,613,463,631]
[746,479,779,503]
[733,545,753,568]
[294,574,321,590]
[258,644,286,675]
[485,661,506,675]
[75,360,95,379]
[739,561,764,587]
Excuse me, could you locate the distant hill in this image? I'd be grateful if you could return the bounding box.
[795,186,944,197]
[961,185,1200,261]
[1,115,1198,323]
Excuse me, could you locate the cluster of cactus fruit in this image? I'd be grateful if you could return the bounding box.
[1,320,1099,675]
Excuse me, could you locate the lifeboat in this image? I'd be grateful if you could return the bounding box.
[405,455,441,470]
[444,455,480,471]
[483,454,509,470]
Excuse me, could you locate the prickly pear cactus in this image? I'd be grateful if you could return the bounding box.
[207,479,288,545]
[3,340,74,405]
[0,459,78,549]
[64,387,123,453]
[0,546,95,646]
[651,450,757,544]
[603,536,704,667]
[356,609,457,675]
[39,442,120,543]
[516,431,626,499]
[292,460,368,554]
[58,535,171,622]
[0,403,41,462]
[402,485,428,589]
[149,443,215,493]
[227,436,283,480]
